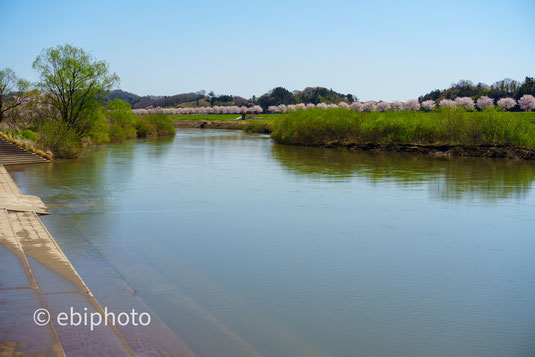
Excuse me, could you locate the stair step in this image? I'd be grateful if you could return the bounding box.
[0,138,50,165]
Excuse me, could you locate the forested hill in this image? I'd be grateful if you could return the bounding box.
[106,86,356,110]
[105,90,205,109]
[419,77,535,102]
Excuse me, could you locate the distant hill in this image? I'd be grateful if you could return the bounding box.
[106,87,356,110]
[105,89,141,105]
[104,90,205,109]
[294,87,355,105]
[256,86,355,110]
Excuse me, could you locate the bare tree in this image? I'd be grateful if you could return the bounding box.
[0,68,30,123]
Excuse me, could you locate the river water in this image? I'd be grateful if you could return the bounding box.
[8,129,535,357]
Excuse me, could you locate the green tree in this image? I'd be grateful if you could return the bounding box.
[32,44,119,137]
[0,68,30,123]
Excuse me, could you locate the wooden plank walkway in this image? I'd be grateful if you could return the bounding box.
[0,165,195,356]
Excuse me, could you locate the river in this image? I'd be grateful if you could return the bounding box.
[8,129,535,357]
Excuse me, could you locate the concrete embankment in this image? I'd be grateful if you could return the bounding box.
[0,165,195,356]
[0,137,50,165]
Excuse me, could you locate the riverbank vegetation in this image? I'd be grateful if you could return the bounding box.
[270,108,535,152]
[0,45,175,158]
[2,43,534,159]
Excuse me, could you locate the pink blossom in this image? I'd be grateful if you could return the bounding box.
[403,99,420,111]
[421,100,436,111]
[306,103,316,109]
[518,95,535,111]
[476,96,494,110]
[376,102,391,112]
[454,97,475,111]
[497,97,516,110]
[439,99,456,108]
[132,108,148,115]
[350,102,363,112]
[268,105,280,113]
[391,101,403,111]
[363,101,377,112]
[338,102,350,108]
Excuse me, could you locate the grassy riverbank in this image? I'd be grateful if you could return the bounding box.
[269,108,535,158]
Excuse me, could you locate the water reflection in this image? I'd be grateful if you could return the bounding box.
[8,136,176,215]
[6,130,535,357]
[271,144,535,201]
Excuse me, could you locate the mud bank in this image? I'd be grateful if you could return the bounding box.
[341,143,535,160]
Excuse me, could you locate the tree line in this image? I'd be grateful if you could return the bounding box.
[419,78,535,105]
[0,44,174,158]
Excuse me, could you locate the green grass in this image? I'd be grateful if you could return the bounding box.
[271,108,535,148]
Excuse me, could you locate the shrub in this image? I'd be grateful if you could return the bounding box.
[145,113,175,136]
[106,99,137,142]
[37,120,83,158]
[21,129,37,141]
[243,121,272,133]
[134,117,157,137]
[134,113,175,137]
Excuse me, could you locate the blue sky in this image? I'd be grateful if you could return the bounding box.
[1,0,534,101]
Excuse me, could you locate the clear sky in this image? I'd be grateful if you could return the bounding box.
[1,0,534,101]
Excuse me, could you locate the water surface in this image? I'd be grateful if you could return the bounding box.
[9,129,535,357]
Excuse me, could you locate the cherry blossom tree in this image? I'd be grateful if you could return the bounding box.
[439,99,456,108]
[391,101,403,111]
[476,96,494,110]
[376,102,391,112]
[403,99,420,111]
[350,102,363,112]
[132,108,148,115]
[421,100,436,111]
[454,97,475,111]
[497,97,516,110]
[363,101,377,112]
[518,95,535,111]
[338,102,350,109]
[268,105,280,113]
